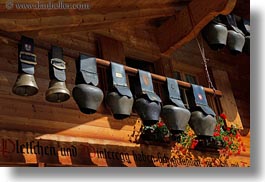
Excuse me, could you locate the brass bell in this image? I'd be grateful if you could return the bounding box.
[45,79,70,103]
[12,74,39,96]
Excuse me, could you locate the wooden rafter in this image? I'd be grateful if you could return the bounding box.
[155,0,237,55]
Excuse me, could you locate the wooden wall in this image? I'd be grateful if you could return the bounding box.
[0,30,250,166]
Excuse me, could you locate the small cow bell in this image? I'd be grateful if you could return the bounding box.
[12,74,39,96]
[188,111,217,137]
[106,92,134,120]
[45,80,70,103]
[202,20,228,50]
[134,97,161,126]
[72,84,103,114]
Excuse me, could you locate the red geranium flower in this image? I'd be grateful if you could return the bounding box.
[220,113,227,120]
[157,121,165,128]
[213,132,220,137]
[223,136,229,141]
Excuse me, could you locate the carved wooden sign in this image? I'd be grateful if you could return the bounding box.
[0,130,249,167]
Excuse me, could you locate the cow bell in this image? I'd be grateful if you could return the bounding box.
[162,105,191,132]
[106,92,134,120]
[227,30,245,54]
[45,79,70,103]
[13,36,39,97]
[106,62,134,120]
[13,73,39,96]
[46,46,70,103]
[162,78,191,133]
[202,18,228,50]
[134,70,162,126]
[73,54,103,114]
[134,97,161,126]
[188,111,217,137]
[73,84,104,114]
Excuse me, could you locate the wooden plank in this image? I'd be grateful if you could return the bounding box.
[0,130,250,167]
[155,0,237,55]
[212,69,243,129]
[0,7,178,33]
[97,35,126,64]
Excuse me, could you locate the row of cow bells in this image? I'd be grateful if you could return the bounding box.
[202,14,250,55]
[13,37,70,103]
[12,36,218,139]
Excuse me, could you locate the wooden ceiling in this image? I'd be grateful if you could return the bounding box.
[0,0,238,58]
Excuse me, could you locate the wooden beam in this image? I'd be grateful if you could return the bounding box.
[0,7,180,33]
[155,0,237,55]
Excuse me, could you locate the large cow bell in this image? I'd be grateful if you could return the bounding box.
[162,78,191,134]
[162,105,191,132]
[73,54,103,114]
[188,84,217,137]
[134,70,162,126]
[106,62,134,120]
[13,74,39,96]
[221,14,245,54]
[106,92,134,119]
[46,80,70,103]
[73,84,103,114]
[189,111,217,137]
[134,97,161,126]
[202,18,228,50]
[227,30,245,54]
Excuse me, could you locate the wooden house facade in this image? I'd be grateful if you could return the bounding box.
[0,0,250,167]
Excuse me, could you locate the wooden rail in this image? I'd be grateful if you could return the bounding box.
[0,30,222,96]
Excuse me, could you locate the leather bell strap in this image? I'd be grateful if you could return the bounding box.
[211,16,226,27]
[225,14,244,35]
[49,46,66,82]
[166,77,185,108]
[19,36,37,75]
[237,17,250,36]
[191,84,216,117]
[75,54,99,86]
[110,62,132,98]
[138,70,161,103]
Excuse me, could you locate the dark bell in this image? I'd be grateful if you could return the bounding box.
[106,92,134,120]
[72,84,103,114]
[188,111,217,137]
[162,105,191,132]
[12,74,38,96]
[45,80,70,103]
[202,22,228,50]
[227,30,245,54]
[134,97,161,126]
